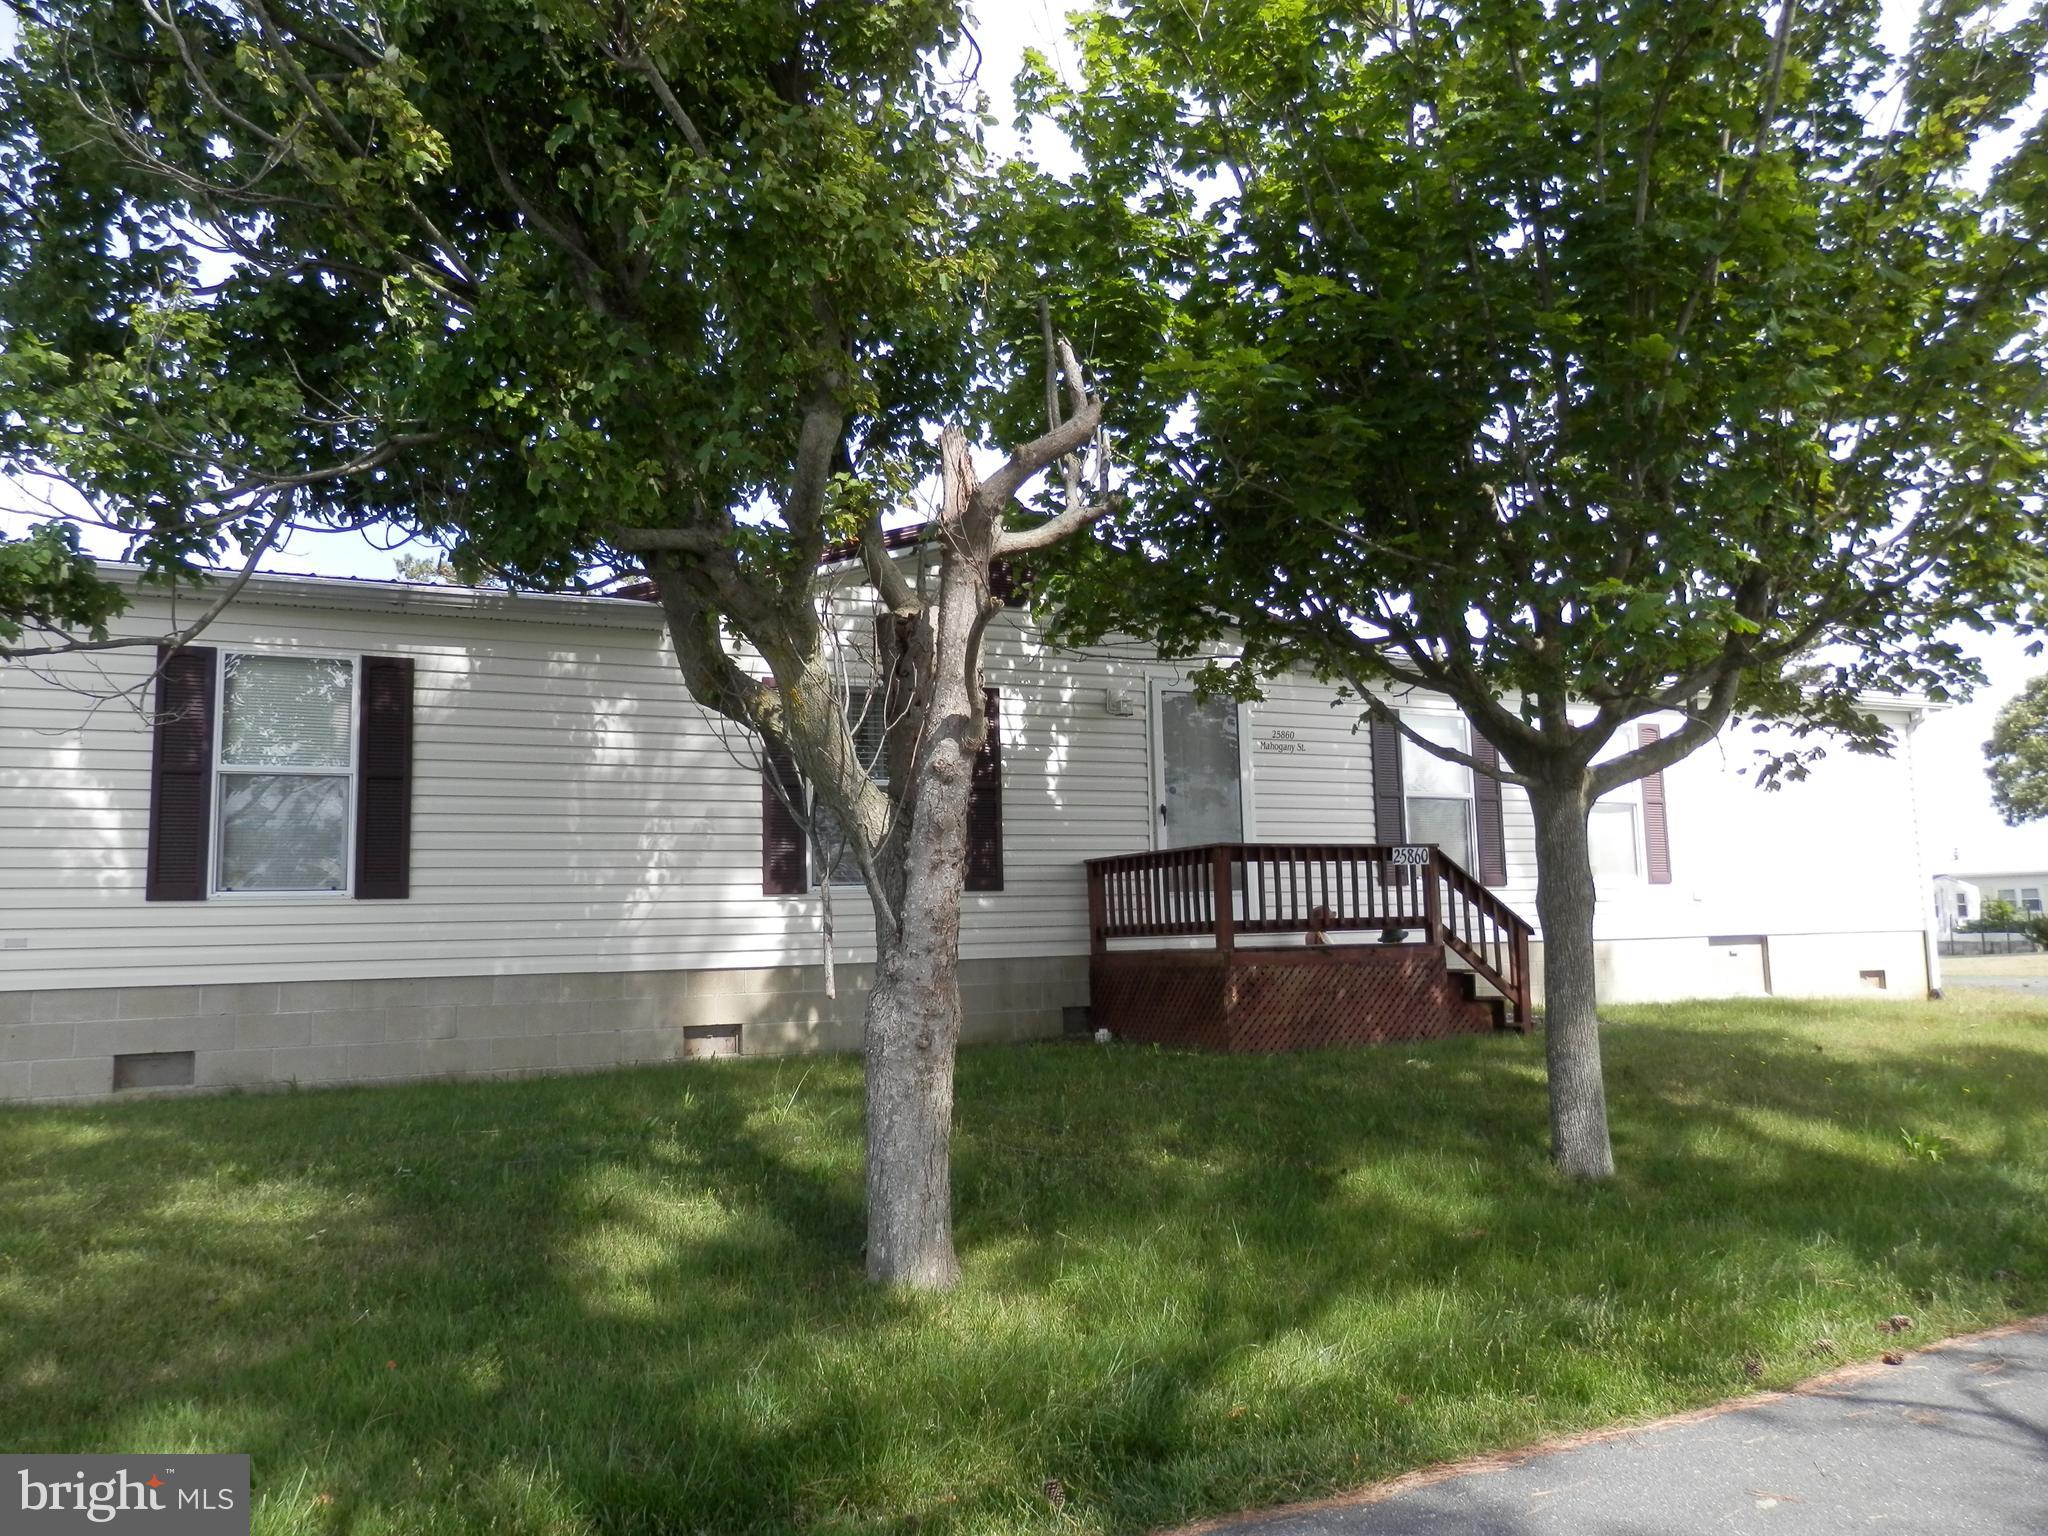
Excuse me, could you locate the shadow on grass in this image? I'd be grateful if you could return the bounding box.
[0,998,2044,1535]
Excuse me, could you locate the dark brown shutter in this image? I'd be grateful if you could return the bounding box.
[355,655,415,899]
[762,736,809,895]
[1370,711,1406,843]
[1638,722,1672,884]
[966,686,1004,891]
[145,645,217,901]
[1471,732,1508,886]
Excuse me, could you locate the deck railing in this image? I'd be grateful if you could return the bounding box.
[1083,842,1533,1027]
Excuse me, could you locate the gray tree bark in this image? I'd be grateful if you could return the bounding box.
[860,682,972,1286]
[654,367,1104,1289]
[1527,778,1616,1180]
[856,437,995,1287]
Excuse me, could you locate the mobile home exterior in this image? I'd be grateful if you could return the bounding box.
[0,569,1939,1102]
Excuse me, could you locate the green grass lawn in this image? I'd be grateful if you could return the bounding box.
[3,995,2045,1535]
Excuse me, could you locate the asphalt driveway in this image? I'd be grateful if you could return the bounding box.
[1186,1321,2048,1535]
[1947,974,2048,994]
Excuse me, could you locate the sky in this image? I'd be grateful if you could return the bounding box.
[5,0,2046,872]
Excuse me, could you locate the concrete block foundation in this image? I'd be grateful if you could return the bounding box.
[0,956,1088,1104]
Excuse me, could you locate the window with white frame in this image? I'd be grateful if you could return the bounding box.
[214,652,357,893]
[1957,893,1971,920]
[1589,797,1641,881]
[1402,713,1473,869]
[2026,888,2043,914]
[1999,887,2019,906]
[1583,731,1649,885]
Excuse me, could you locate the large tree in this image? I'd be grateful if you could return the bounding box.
[1026,0,2048,1177]
[1,0,1111,1284]
[1986,674,2048,824]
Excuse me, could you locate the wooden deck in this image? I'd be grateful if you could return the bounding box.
[1083,843,1533,1052]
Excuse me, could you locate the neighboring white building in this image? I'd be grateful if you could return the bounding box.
[1951,870,2048,918]
[1932,874,1984,940]
[0,566,1942,1102]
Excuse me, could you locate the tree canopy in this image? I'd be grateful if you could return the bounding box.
[1987,673,2048,824]
[1,0,1116,1284]
[0,522,123,649]
[1025,0,2048,1176]
[1033,0,2048,755]
[1,0,992,591]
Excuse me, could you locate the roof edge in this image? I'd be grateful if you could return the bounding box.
[106,564,666,629]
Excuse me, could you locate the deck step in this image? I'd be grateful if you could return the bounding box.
[1452,969,1512,1031]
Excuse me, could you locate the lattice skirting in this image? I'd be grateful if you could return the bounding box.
[1090,945,1499,1052]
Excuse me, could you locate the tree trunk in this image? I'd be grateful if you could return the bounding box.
[1528,779,1615,1180]
[647,362,1102,1289]
[862,779,967,1287]
[858,442,989,1288]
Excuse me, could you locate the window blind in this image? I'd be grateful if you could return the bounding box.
[220,654,352,768]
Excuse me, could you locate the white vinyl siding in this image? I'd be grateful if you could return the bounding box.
[0,578,1935,994]
[0,590,1154,987]
[1239,682,1375,842]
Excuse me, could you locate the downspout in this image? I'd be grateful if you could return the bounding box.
[1901,707,1943,1000]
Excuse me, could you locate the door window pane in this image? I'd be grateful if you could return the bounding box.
[221,654,353,767]
[1408,796,1471,870]
[219,774,350,891]
[1160,690,1241,847]
[1590,802,1639,880]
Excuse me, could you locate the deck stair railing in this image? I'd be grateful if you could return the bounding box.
[1083,842,1533,1028]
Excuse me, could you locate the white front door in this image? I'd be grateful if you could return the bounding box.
[1152,683,1246,849]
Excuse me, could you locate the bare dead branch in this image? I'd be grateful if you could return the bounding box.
[214,432,446,499]
[990,491,1115,557]
[975,401,1104,529]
